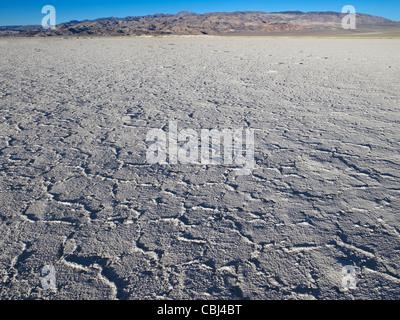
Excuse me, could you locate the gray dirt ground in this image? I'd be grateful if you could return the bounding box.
[0,37,399,300]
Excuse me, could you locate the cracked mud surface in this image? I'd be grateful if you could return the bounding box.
[0,37,399,300]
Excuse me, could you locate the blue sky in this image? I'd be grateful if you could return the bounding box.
[1,0,399,26]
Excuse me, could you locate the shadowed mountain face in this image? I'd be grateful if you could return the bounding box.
[1,11,400,36]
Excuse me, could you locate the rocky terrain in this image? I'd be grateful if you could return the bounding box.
[1,11,400,37]
[0,36,399,299]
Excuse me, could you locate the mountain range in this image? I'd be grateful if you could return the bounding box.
[1,11,399,36]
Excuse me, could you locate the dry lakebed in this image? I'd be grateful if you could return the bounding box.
[0,36,399,299]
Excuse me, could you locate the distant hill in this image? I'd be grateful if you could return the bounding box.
[1,11,399,37]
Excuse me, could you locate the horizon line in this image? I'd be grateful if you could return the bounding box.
[1,10,399,28]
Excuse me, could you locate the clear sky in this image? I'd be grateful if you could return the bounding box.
[1,0,399,26]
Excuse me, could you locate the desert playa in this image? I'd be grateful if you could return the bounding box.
[0,36,399,299]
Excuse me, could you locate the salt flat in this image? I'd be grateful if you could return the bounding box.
[0,37,399,299]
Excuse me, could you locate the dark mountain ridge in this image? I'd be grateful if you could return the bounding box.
[1,10,399,37]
